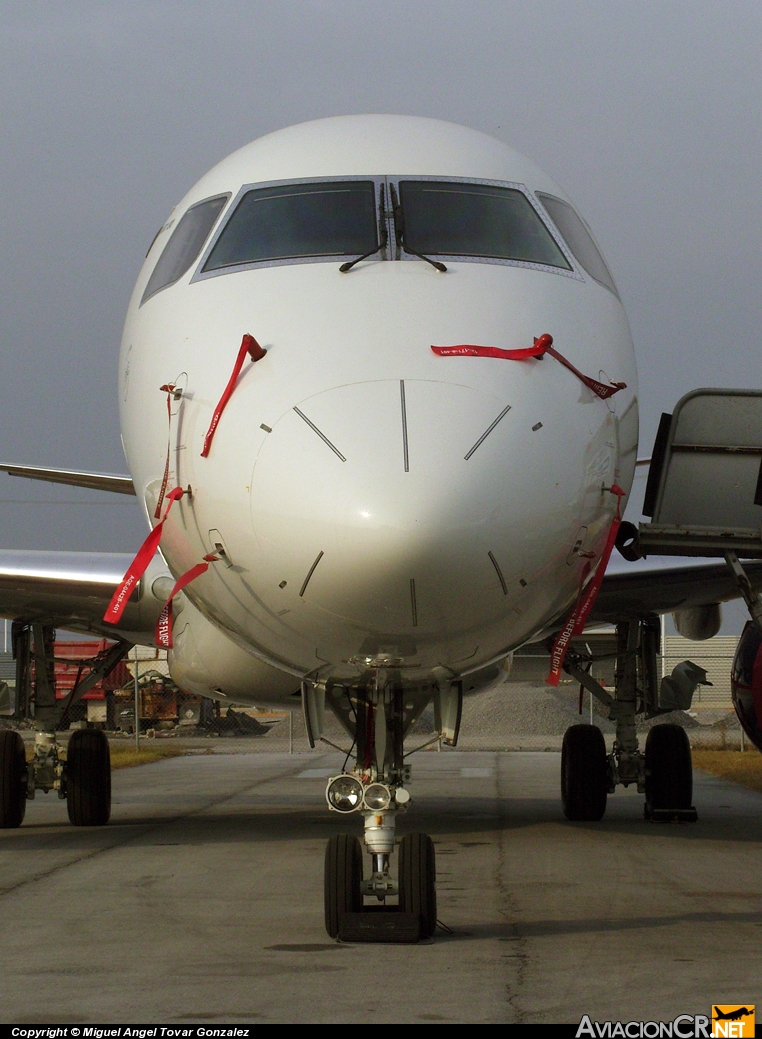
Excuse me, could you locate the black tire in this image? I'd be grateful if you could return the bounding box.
[398,832,437,938]
[324,834,363,938]
[645,723,692,810]
[561,724,608,821]
[66,729,111,826]
[0,730,27,828]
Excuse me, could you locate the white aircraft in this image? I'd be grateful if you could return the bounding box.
[1,116,759,942]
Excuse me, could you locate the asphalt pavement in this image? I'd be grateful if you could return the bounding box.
[0,748,760,1024]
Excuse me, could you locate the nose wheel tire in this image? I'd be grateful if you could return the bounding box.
[644,723,692,811]
[324,833,363,938]
[66,728,111,826]
[561,724,608,821]
[398,832,437,938]
[0,730,27,828]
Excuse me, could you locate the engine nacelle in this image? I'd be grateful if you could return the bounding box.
[673,603,722,641]
[168,596,300,708]
[731,621,762,751]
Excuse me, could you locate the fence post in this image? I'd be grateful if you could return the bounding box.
[133,646,140,751]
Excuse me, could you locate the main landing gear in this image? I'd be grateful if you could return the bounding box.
[66,728,112,826]
[0,730,27,828]
[561,724,607,821]
[643,723,693,820]
[0,623,128,830]
[307,671,450,942]
[559,617,697,823]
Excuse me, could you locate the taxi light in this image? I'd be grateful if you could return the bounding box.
[326,774,363,813]
[363,783,392,811]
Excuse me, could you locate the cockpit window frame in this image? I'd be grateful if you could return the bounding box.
[140,192,231,306]
[535,191,620,298]
[192,176,389,282]
[388,175,582,279]
[190,174,584,283]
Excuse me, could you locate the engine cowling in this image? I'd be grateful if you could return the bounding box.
[168,596,300,708]
[731,621,762,751]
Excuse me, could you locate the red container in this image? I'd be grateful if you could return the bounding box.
[51,640,130,700]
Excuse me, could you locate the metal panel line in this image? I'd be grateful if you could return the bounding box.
[293,408,347,462]
[400,381,409,472]
[410,578,418,626]
[488,551,509,595]
[464,404,512,460]
[299,551,325,597]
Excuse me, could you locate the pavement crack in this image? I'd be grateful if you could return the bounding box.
[0,755,326,903]
[496,751,530,1024]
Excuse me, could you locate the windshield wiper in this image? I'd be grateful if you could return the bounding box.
[340,186,389,273]
[389,184,447,272]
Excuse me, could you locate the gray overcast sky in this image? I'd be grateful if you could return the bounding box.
[2,0,761,581]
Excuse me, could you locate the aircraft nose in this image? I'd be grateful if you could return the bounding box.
[250,379,564,639]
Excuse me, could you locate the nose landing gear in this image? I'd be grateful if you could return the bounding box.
[316,674,440,942]
[323,819,437,942]
[398,831,437,936]
[324,833,363,937]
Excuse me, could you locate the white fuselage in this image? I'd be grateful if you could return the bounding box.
[118,116,637,705]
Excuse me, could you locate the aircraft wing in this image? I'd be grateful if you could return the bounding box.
[0,549,166,643]
[0,464,135,495]
[592,553,762,624]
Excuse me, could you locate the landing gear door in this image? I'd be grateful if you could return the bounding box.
[301,681,325,748]
[434,680,463,747]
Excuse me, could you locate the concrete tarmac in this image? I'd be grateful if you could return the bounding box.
[0,748,760,1024]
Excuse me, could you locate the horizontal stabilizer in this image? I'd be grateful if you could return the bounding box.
[0,463,135,496]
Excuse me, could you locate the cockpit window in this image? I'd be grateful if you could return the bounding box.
[201,181,378,271]
[536,192,619,297]
[141,194,228,304]
[398,181,572,270]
